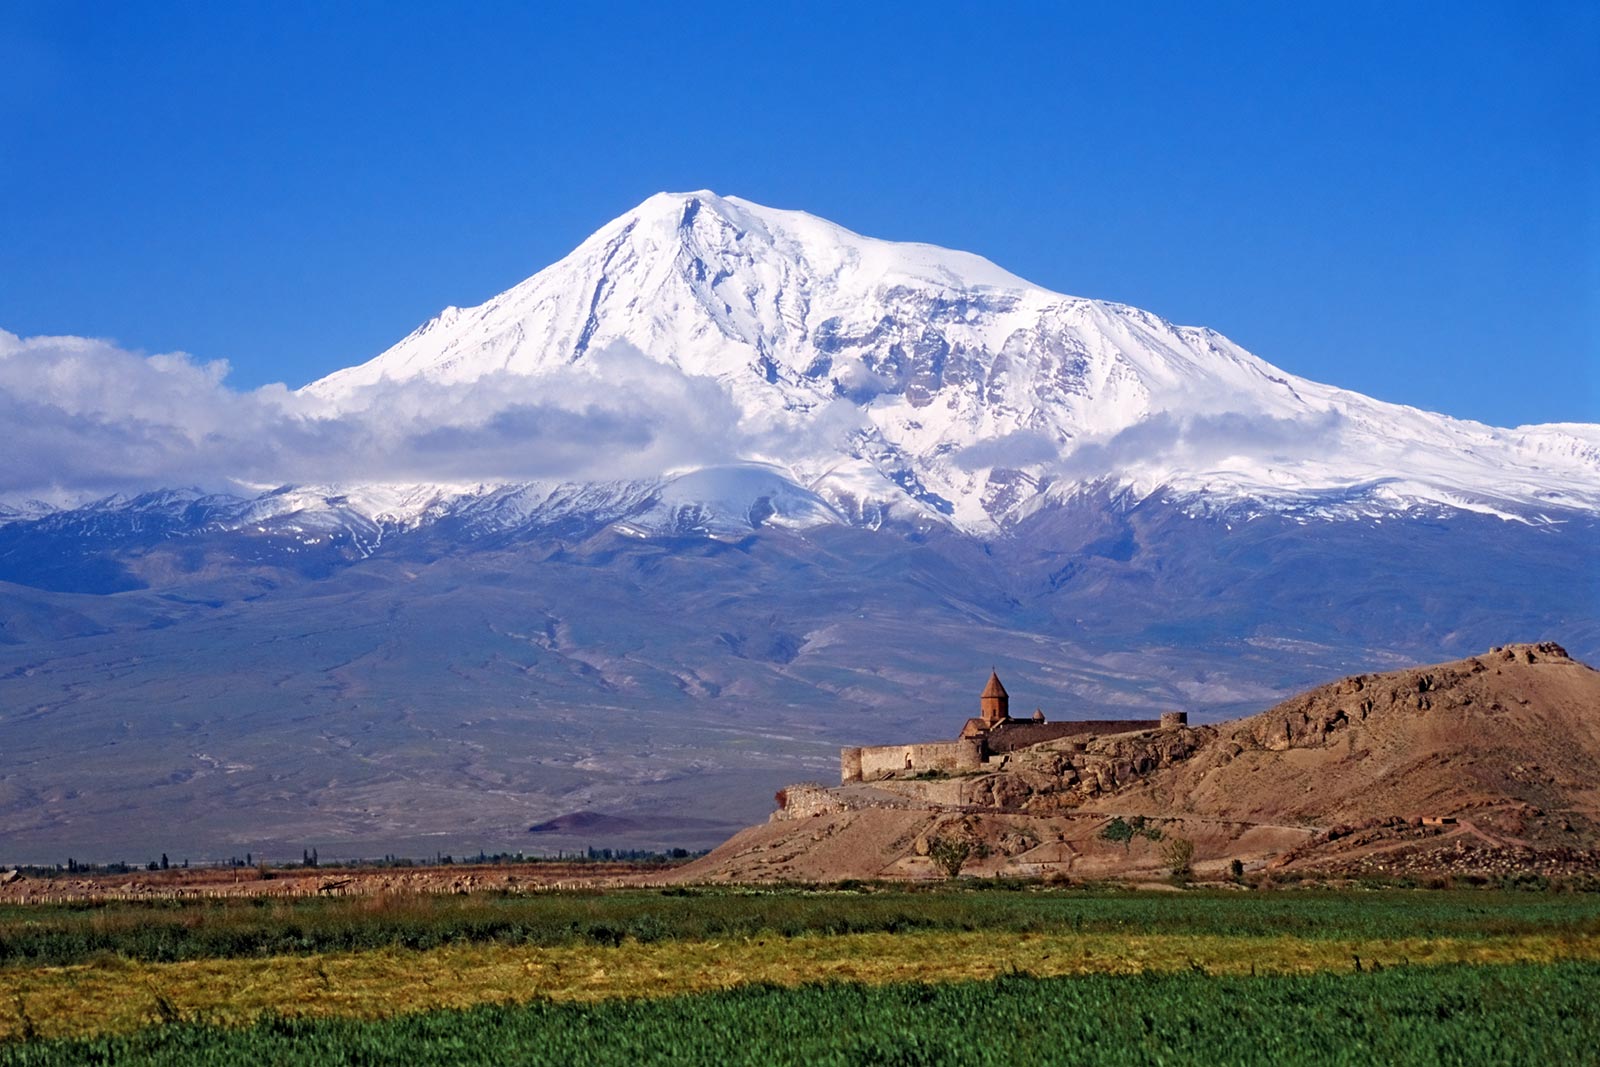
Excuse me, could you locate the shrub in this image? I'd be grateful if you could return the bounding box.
[1100,816,1163,851]
[926,836,972,880]
[1161,837,1195,880]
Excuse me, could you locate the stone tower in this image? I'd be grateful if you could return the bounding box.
[980,670,1010,725]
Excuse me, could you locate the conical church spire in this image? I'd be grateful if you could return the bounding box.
[980,670,1010,724]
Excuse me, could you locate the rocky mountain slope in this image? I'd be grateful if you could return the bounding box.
[678,643,1600,882]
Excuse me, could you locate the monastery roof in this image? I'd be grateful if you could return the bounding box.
[982,671,1008,699]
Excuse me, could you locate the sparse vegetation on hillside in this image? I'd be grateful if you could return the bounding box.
[1099,816,1164,850]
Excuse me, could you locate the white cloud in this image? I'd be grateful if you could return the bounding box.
[1057,409,1347,479]
[952,429,1063,471]
[946,408,1347,482]
[0,331,751,500]
[0,329,1354,507]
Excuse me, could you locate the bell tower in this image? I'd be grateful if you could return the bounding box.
[980,670,1010,726]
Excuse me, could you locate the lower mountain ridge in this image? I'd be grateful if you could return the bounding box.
[676,643,1600,882]
[1,475,1594,864]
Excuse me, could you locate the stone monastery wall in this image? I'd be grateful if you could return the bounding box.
[983,719,1164,754]
[773,783,851,820]
[845,739,984,783]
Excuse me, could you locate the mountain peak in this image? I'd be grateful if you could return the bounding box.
[302,190,1050,405]
[300,195,1600,531]
[598,189,736,236]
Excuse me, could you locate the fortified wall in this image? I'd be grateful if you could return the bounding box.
[982,711,1189,753]
[845,739,985,782]
[840,673,1187,784]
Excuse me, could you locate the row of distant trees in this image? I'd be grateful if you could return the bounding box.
[35,846,706,877]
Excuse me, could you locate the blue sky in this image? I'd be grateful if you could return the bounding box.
[1,1,1594,426]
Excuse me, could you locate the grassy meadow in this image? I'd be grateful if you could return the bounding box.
[3,885,1598,1062]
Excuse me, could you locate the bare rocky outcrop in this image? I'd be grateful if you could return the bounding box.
[1113,642,1600,838]
[1237,643,1573,752]
[960,725,1215,811]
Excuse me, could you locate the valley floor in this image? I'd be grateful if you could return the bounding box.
[1,886,1597,1063]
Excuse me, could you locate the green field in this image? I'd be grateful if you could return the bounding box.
[2,886,1598,1063]
[4,886,1597,968]
[5,964,1596,1066]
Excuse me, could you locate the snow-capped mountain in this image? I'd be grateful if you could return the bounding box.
[302,191,1600,532]
[3,192,1597,862]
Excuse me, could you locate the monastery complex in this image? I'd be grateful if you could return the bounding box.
[841,672,1186,784]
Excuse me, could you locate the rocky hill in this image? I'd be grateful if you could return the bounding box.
[1107,642,1600,833]
[675,643,1600,882]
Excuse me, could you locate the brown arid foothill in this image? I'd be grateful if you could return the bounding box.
[675,643,1600,883]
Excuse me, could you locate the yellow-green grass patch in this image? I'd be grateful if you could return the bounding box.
[5,930,1598,1042]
